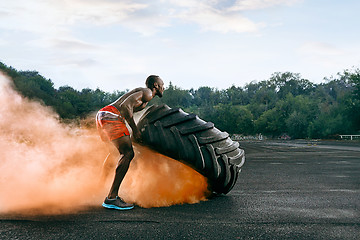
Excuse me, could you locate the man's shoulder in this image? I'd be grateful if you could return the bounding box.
[141,88,153,101]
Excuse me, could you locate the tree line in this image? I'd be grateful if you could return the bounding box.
[1,61,359,139]
[0,62,125,120]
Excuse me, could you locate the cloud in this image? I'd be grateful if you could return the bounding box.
[0,9,11,17]
[167,0,301,33]
[297,41,357,69]
[52,58,98,68]
[0,0,305,91]
[0,39,7,46]
[168,0,258,33]
[299,42,346,56]
[50,39,99,51]
[0,0,173,38]
[174,4,259,33]
[0,0,300,36]
[229,0,302,11]
[62,0,147,25]
[0,0,153,37]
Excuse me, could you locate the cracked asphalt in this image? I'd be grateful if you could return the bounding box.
[1,140,359,240]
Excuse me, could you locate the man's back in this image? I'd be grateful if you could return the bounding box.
[112,87,153,115]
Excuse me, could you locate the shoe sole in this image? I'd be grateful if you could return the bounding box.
[102,202,134,210]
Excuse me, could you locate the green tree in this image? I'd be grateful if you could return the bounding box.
[341,68,360,131]
[254,108,282,136]
[153,82,192,108]
[269,72,314,99]
[56,86,79,118]
[208,104,254,134]
[225,85,249,105]
[286,111,309,139]
[192,86,216,107]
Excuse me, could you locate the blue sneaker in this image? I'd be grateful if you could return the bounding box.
[102,196,134,210]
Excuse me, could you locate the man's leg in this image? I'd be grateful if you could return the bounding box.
[107,135,134,199]
[99,144,120,186]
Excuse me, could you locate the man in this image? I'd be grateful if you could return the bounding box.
[96,75,164,210]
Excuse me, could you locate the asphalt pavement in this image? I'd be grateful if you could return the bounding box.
[1,140,359,240]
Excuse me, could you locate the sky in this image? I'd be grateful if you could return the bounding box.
[0,0,359,92]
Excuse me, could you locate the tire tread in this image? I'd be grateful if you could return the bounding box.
[137,104,245,194]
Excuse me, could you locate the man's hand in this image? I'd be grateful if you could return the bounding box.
[133,128,142,143]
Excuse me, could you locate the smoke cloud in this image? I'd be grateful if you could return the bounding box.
[121,144,209,208]
[0,72,209,215]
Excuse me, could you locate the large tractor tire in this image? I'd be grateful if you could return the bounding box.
[137,104,245,194]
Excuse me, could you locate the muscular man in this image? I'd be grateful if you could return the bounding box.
[96,75,164,210]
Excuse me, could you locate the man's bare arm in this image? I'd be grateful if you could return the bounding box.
[119,89,153,140]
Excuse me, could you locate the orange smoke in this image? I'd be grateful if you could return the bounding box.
[0,71,107,214]
[122,144,210,208]
[0,71,209,215]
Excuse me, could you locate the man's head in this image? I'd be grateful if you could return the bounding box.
[146,75,164,98]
